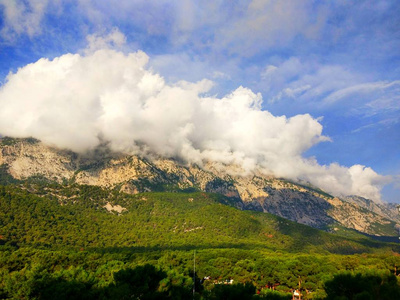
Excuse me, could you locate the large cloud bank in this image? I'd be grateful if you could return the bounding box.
[0,48,388,201]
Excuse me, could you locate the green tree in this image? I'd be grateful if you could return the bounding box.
[207,282,257,300]
[104,264,168,299]
[324,271,400,300]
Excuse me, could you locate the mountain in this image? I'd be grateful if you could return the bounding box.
[1,137,399,238]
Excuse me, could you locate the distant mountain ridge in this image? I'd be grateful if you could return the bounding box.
[1,137,399,237]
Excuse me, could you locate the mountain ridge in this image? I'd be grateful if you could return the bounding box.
[1,137,399,237]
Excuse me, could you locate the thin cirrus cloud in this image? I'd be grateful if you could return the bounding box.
[0,1,325,54]
[0,0,49,40]
[0,32,389,202]
[324,81,400,114]
[260,58,400,118]
[261,58,363,104]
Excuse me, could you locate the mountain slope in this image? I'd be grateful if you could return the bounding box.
[0,183,398,255]
[1,137,399,237]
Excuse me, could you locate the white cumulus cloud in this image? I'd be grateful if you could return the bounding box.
[0,47,388,202]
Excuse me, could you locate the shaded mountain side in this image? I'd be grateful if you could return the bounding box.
[0,137,398,237]
[245,187,335,230]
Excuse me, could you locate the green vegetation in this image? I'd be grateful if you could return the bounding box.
[324,271,400,300]
[0,165,20,185]
[0,136,39,146]
[1,182,400,299]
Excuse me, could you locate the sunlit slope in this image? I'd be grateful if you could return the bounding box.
[0,183,398,254]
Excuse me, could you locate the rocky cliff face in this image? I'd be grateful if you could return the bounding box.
[344,195,400,223]
[1,137,398,236]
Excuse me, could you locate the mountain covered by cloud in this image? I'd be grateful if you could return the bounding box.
[0,36,388,202]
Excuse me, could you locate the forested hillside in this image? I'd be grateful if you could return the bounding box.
[1,181,400,299]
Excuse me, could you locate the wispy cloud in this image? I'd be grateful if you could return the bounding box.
[84,28,127,55]
[324,80,400,105]
[260,57,400,120]
[0,0,50,41]
[351,118,399,134]
[211,1,326,56]
[261,58,362,104]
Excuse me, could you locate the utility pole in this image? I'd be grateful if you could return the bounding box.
[397,205,400,242]
[299,276,301,300]
[193,250,196,300]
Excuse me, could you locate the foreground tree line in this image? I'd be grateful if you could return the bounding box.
[1,246,400,299]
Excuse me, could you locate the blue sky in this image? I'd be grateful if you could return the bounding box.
[0,0,399,202]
